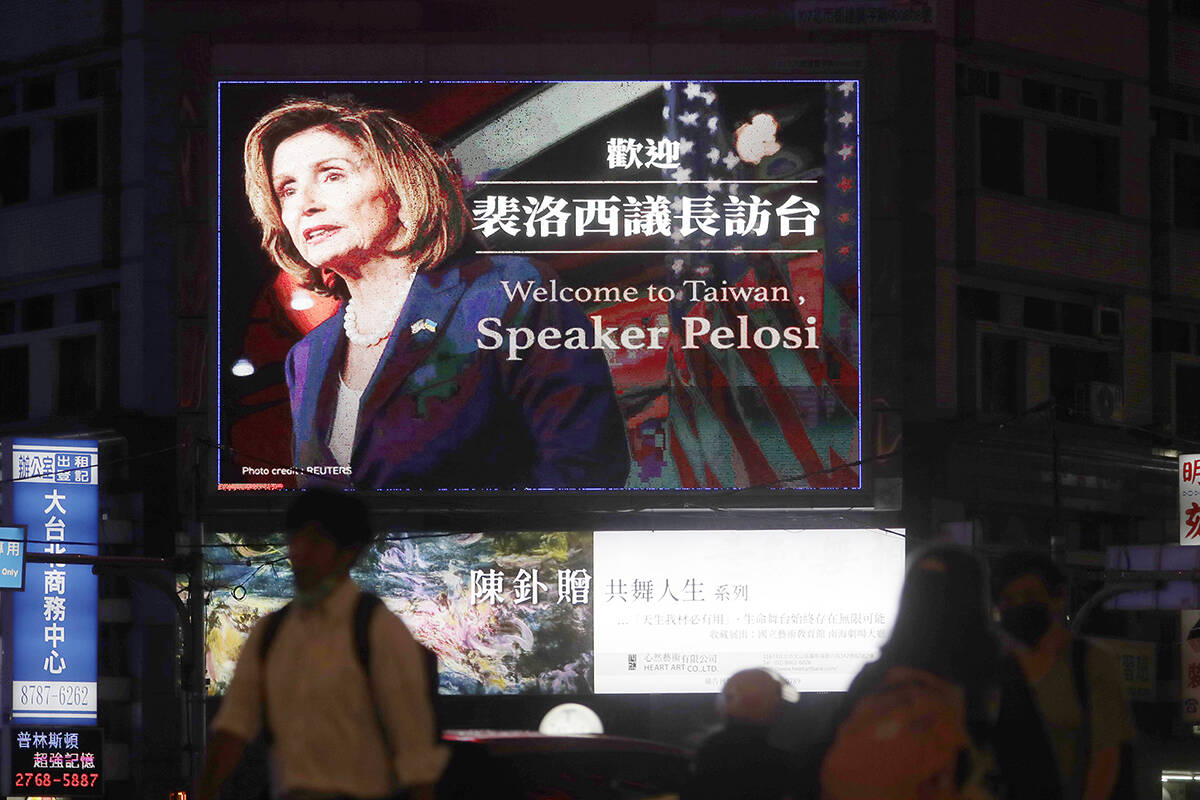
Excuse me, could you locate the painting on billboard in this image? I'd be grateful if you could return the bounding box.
[204,530,595,696]
[217,80,862,493]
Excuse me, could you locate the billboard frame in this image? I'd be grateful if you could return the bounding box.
[206,73,875,518]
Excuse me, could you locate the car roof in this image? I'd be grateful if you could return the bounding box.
[442,729,689,757]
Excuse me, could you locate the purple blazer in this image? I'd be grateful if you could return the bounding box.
[284,252,631,490]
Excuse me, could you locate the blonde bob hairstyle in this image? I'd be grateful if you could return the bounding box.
[243,96,471,299]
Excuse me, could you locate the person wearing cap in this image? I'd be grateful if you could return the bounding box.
[196,489,446,800]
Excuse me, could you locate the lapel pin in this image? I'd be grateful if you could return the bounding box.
[411,318,438,335]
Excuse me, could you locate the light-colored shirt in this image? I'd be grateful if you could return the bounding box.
[328,376,362,468]
[1031,637,1134,795]
[211,579,448,797]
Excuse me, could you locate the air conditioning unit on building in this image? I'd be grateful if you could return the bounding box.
[1075,381,1125,424]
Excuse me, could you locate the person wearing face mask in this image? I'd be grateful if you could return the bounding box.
[197,489,446,800]
[812,544,1059,800]
[992,550,1134,800]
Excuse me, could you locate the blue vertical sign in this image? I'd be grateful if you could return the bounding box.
[6,439,98,724]
[0,526,27,590]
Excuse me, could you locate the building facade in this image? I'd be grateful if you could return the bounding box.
[1,0,1198,794]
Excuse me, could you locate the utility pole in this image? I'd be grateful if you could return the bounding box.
[184,435,208,794]
[186,519,207,792]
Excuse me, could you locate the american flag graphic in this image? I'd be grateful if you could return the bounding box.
[621,80,861,489]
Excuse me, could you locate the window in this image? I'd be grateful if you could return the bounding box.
[77,63,119,100]
[23,75,55,111]
[1077,513,1130,550]
[1096,307,1121,339]
[979,114,1023,194]
[54,114,99,194]
[980,335,1021,414]
[0,302,13,335]
[1179,364,1200,440]
[1177,0,1200,20]
[1102,81,1123,126]
[75,285,118,323]
[0,127,31,205]
[1050,345,1114,410]
[0,85,14,117]
[1046,128,1119,212]
[1175,153,1200,229]
[1022,79,1057,112]
[1154,109,1190,141]
[1153,318,1193,353]
[958,287,999,322]
[1009,295,1110,339]
[0,347,29,422]
[1060,302,1093,337]
[21,295,53,331]
[956,65,999,99]
[1022,77,1115,124]
[1023,296,1056,331]
[1060,88,1098,122]
[56,335,97,415]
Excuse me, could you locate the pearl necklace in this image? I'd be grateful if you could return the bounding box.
[343,296,403,347]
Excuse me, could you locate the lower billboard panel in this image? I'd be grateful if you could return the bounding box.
[593,529,903,693]
[205,527,903,696]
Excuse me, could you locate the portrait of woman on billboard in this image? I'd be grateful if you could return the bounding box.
[241,97,631,489]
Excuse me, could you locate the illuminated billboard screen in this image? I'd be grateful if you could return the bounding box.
[204,527,902,696]
[217,80,863,493]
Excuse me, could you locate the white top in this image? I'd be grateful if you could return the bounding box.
[211,579,448,796]
[328,376,362,468]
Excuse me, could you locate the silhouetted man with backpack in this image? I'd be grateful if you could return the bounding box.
[197,489,446,800]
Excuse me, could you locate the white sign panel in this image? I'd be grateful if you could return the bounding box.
[11,443,98,485]
[11,681,97,719]
[1182,610,1200,721]
[593,528,905,693]
[1182,455,1200,545]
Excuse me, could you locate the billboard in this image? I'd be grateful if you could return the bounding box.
[217,80,864,495]
[3,438,99,724]
[1183,610,1200,721]
[1181,454,1200,545]
[204,527,902,696]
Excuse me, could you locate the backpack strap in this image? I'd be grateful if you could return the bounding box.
[354,592,383,675]
[352,593,397,766]
[257,602,293,746]
[259,603,293,661]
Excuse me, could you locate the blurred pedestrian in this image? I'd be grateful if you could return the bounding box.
[682,667,798,800]
[993,549,1135,800]
[815,543,1058,800]
[196,488,446,800]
